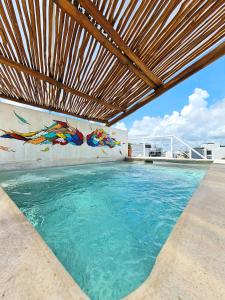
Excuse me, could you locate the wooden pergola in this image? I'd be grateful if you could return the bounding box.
[0,0,225,125]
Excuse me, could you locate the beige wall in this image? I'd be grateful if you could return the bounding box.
[0,103,128,170]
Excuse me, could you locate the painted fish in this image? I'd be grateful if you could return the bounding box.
[0,120,84,146]
[14,111,31,125]
[87,129,121,148]
[0,145,15,152]
[88,121,93,131]
[41,147,50,152]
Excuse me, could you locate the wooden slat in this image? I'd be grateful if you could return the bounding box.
[77,0,163,87]
[107,41,225,126]
[52,0,158,89]
[1,0,225,124]
[0,55,122,111]
[0,94,105,123]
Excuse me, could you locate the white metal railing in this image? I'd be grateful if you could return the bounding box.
[172,135,206,159]
[129,135,207,160]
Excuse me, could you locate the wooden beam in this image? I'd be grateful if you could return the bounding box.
[0,94,105,123]
[52,0,158,89]
[0,55,122,112]
[107,42,225,126]
[77,0,163,88]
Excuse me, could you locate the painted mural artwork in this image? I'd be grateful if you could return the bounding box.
[101,149,107,154]
[41,147,50,152]
[14,111,31,125]
[0,119,121,149]
[87,129,121,148]
[0,145,15,152]
[0,120,84,146]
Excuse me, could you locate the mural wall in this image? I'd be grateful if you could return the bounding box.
[0,103,128,170]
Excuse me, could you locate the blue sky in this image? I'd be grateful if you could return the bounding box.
[121,55,225,129]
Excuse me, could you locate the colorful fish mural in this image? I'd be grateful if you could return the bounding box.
[87,129,121,148]
[0,120,84,146]
[0,115,123,151]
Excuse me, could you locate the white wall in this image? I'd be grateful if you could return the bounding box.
[212,147,225,160]
[0,103,128,170]
[202,143,225,160]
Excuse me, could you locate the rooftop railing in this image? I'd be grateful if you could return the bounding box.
[129,135,207,160]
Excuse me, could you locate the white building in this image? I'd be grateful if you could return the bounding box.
[202,143,225,160]
[191,143,225,160]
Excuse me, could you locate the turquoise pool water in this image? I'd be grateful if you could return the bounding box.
[0,162,206,300]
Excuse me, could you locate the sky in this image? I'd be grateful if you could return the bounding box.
[114,55,225,145]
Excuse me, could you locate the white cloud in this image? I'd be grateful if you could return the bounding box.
[114,121,127,131]
[128,88,225,145]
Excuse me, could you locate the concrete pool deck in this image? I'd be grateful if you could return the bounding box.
[0,163,225,299]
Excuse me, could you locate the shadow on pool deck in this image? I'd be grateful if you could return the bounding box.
[0,163,225,300]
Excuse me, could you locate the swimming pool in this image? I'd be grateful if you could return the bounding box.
[0,162,206,300]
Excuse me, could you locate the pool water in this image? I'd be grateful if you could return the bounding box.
[0,162,206,300]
